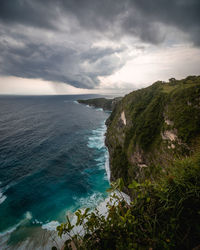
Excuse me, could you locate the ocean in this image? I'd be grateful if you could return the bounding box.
[0,95,110,249]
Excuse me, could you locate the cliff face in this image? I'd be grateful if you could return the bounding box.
[105,75,200,184]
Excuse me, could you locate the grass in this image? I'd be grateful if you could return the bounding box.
[162,84,178,93]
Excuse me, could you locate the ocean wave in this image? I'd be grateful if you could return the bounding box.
[74,192,105,209]
[95,155,105,162]
[104,150,110,181]
[40,191,130,239]
[73,100,79,104]
[96,191,131,217]
[0,223,20,237]
[0,184,7,205]
[42,221,60,231]
[0,211,32,237]
[0,180,22,205]
[70,192,107,236]
[72,191,130,231]
[0,211,34,249]
[87,124,106,150]
[87,121,110,182]
[25,211,32,220]
[32,219,43,225]
[0,192,7,205]
[95,108,103,111]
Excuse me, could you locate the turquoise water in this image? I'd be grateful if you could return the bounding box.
[0,95,110,249]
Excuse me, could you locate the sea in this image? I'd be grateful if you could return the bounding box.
[0,95,111,249]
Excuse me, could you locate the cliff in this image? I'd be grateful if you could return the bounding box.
[105,75,200,184]
[77,97,122,111]
[58,75,200,250]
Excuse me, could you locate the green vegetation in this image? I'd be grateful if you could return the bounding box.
[106,75,200,183]
[55,151,200,249]
[77,97,122,111]
[55,75,200,249]
[111,145,129,183]
[167,85,200,143]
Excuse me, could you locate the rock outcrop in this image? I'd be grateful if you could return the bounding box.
[77,97,122,111]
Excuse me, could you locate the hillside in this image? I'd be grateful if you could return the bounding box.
[57,76,200,250]
[105,75,200,184]
[77,97,122,111]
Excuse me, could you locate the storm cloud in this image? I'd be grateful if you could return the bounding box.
[0,0,200,89]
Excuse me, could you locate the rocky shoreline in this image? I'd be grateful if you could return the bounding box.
[77,97,122,111]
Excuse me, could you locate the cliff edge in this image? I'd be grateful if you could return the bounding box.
[105,75,200,184]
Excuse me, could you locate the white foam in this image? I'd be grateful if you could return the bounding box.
[95,108,103,111]
[87,124,106,150]
[0,194,7,205]
[32,219,40,224]
[41,193,130,242]
[73,101,79,104]
[74,192,105,209]
[25,211,32,220]
[0,223,20,237]
[68,192,108,236]
[0,188,7,205]
[104,150,110,182]
[70,191,131,238]
[95,156,105,162]
[96,191,131,217]
[42,221,60,231]
[0,211,32,237]
[87,121,111,182]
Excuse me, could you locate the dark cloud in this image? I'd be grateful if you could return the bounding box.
[131,0,200,45]
[64,0,200,44]
[0,29,125,88]
[0,0,57,29]
[1,0,199,43]
[0,0,199,88]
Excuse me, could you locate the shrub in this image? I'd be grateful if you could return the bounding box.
[55,153,200,250]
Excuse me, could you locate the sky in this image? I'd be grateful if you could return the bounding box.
[0,0,200,95]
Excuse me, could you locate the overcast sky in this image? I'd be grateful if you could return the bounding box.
[0,0,200,95]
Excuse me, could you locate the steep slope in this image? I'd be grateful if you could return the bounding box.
[57,76,200,250]
[105,75,200,184]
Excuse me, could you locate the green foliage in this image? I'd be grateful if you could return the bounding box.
[57,76,200,249]
[111,145,128,182]
[167,85,200,143]
[116,82,167,152]
[56,152,200,250]
[122,75,200,152]
[106,75,200,183]
[78,97,122,111]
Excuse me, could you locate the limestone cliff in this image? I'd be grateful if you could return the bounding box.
[105,75,200,184]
